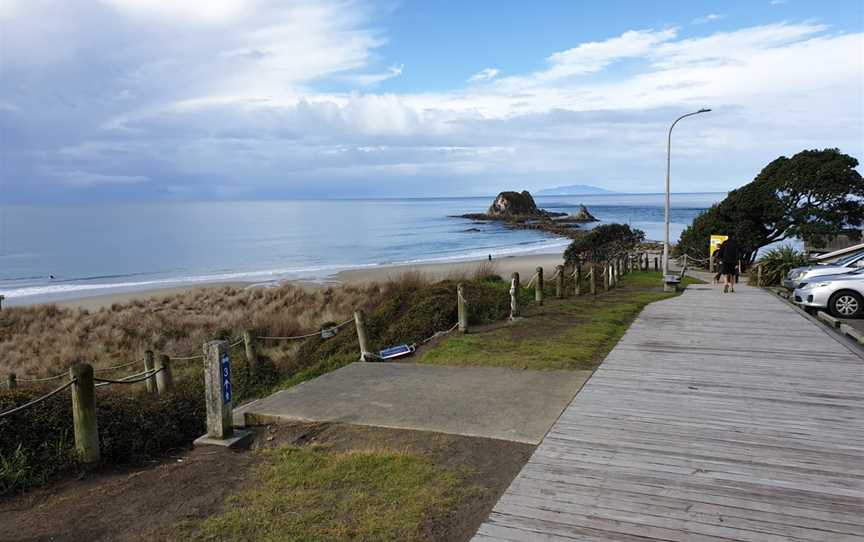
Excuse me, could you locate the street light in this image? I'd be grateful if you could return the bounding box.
[663,108,711,280]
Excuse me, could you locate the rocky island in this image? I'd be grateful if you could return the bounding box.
[457,190,597,238]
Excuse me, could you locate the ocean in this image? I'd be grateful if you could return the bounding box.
[0,193,722,306]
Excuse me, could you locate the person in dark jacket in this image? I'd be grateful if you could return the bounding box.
[717,237,739,293]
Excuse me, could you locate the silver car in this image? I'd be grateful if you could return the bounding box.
[784,250,864,289]
[793,268,864,318]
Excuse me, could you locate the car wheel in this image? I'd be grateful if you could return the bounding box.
[829,290,864,318]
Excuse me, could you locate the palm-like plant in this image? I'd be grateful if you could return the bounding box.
[754,245,810,286]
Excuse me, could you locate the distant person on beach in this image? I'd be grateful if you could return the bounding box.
[716,237,739,293]
[488,254,492,261]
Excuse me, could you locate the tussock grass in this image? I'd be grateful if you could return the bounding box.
[0,283,383,379]
[182,445,477,542]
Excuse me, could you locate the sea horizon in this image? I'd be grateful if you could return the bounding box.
[0,192,723,306]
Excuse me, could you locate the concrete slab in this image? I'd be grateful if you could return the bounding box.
[240,362,591,444]
[193,428,253,449]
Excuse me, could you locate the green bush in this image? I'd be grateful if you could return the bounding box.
[0,376,206,496]
[754,246,811,286]
[564,224,645,265]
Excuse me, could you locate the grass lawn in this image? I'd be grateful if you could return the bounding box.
[420,271,703,371]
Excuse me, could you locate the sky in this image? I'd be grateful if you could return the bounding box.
[0,0,862,202]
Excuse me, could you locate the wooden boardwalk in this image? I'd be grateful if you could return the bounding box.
[473,282,864,541]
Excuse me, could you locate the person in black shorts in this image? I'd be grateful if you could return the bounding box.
[717,237,739,293]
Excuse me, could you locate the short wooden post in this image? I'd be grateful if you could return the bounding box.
[604,262,610,291]
[555,265,564,299]
[757,263,763,287]
[6,373,16,390]
[203,340,233,439]
[589,264,597,295]
[156,354,174,395]
[509,272,520,319]
[354,310,371,361]
[242,330,258,376]
[654,257,659,272]
[574,263,582,297]
[457,283,468,333]
[535,267,544,305]
[615,258,622,281]
[143,350,156,394]
[70,363,99,464]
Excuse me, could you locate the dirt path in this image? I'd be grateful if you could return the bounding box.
[0,424,533,542]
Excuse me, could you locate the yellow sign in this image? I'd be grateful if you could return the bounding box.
[709,235,728,258]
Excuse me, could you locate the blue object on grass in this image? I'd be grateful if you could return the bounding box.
[379,344,415,360]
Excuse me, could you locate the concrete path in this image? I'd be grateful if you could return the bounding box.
[474,281,864,541]
[240,362,591,444]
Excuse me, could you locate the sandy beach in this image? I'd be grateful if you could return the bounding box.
[38,253,566,311]
[51,282,254,311]
[334,253,566,285]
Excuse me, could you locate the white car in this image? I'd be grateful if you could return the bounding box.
[784,250,864,289]
[793,268,864,318]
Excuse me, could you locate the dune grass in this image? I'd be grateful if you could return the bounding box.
[182,445,479,542]
[421,271,703,371]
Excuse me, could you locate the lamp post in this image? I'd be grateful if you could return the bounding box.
[663,108,711,279]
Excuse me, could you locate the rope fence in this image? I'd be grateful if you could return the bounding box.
[94,367,164,387]
[0,379,75,419]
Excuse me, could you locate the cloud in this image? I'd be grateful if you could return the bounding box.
[345,64,404,86]
[0,4,861,200]
[468,68,500,83]
[692,13,726,24]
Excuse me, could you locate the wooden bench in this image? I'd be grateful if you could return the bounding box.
[663,266,687,292]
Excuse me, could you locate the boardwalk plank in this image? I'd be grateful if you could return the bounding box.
[471,282,864,541]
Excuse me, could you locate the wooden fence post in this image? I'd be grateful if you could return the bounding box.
[604,262,610,291]
[457,283,468,333]
[555,265,564,299]
[143,350,156,394]
[70,363,99,464]
[757,263,763,287]
[354,310,371,361]
[203,340,233,439]
[535,267,544,305]
[156,354,174,395]
[6,373,16,390]
[510,272,520,319]
[242,330,258,377]
[654,256,659,272]
[590,264,597,295]
[574,263,582,297]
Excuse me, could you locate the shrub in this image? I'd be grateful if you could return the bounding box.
[753,246,811,286]
[564,223,645,265]
[0,377,205,496]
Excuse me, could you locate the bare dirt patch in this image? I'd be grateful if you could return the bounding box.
[0,423,533,542]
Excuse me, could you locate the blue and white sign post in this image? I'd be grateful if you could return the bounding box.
[203,340,234,439]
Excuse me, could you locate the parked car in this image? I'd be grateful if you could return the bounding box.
[783,250,864,289]
[793,268,864,318]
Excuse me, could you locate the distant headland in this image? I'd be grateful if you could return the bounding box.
[535,184,616,196]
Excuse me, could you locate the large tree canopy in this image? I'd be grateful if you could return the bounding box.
[678,148,862,263]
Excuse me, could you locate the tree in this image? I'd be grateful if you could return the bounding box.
[564,223,645,265]
[677,148,863,263]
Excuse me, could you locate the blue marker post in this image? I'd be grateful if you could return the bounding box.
[195,340,251,448]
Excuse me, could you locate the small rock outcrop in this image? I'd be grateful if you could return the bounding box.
[487,191,541,217]
[571,205,598,222]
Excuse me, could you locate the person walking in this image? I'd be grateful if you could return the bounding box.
[717,236,739,293]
